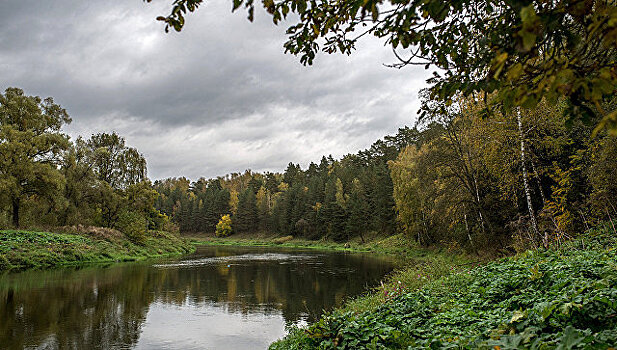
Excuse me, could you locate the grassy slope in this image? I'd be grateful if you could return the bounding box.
[187,232,459,256]
[271,229,617,349]
[0,229,194,270]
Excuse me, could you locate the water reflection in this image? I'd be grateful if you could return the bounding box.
[0,246,395,349]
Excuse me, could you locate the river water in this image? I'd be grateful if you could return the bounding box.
[0,245,396,349]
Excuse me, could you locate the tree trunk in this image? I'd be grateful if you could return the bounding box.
[474,176,487,235]
[530,160,546,205]
[463,205,476,253]
[609,201,617,216]
[578,210,590,232]
[517,109,541,245]
[606,207,617,235]
[12,197,20,228]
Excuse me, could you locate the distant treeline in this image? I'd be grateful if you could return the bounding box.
[153,127,418,242]
[2,86,616,251]
[154,95,617,251]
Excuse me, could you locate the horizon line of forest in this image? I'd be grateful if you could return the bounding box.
[2,86,616,252]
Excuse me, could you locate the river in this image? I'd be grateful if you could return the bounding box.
[0,245,396,349]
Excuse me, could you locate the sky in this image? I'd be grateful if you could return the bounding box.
[0,0,429,180]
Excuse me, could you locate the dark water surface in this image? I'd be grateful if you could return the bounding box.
[0,245,396,349]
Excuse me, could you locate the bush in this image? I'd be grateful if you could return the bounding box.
[215,214,233,237]
[147,209,170,230]
[116,211,147,244]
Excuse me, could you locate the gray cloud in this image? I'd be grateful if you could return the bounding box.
[0,0,429,179]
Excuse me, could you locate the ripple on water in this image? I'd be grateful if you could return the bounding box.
[153,253,318,268]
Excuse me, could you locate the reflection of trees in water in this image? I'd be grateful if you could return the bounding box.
[0,248,394,348]
[149,248,394,323]
[0,266,152,349]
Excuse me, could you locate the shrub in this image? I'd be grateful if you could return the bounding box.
[215,214,233,237]
[148,209,170,230]
[116,211,147,244]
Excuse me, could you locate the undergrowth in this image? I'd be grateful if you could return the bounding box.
[271,229,617,349]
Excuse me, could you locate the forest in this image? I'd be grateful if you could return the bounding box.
[3,85,616,255]
[154,94,617,252]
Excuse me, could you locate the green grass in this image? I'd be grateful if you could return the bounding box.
[188,232,441,256]
[339,254,479,316]
[270,229,617,349]
[190,235,372,252]
[0,229,194,271]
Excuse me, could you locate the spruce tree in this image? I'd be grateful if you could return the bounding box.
[234,188,258,233]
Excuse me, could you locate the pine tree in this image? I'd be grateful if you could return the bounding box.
[346,179,369,242]
[323,176,348,241]
[234,188,258,233]
[371,164,396,235]
[256,186,271,232]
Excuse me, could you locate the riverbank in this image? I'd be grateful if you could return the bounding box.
[270,226,617,349]
[186,232,461,257]
[0,228,194,271]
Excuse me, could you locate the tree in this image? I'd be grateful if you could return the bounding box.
[283,162,303,187]
[517,108,541,244]
[463,96,576,244]
[346,179,369,242]
[58,139,98,225]
[0,88,71,227]
[390,145,436,245]
[149,0,617,132]
[125,180,164,229]
[85,132,147,190]
[588,135,617,230]
[256,186,271,231]
[234,188,258,233]
[92,182,125,228]
[216,214,233,237]
[389,106,521,249]
[247,176,262,194]
[370,163,396,234]
[322,176,348,241]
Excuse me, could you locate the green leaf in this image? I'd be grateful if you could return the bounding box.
[556,326,584,350]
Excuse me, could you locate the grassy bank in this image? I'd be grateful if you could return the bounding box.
[271,228,617,349]
[187,232,458,257]
[0,228,194,271]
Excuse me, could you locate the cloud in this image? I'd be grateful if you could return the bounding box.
[0,0,429,179]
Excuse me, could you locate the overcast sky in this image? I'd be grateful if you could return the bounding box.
[0,0,429,180]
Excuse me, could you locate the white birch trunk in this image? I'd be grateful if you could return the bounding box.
[517,109,541,245]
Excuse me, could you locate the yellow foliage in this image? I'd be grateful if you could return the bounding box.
[215,214,233,237]
[229,190,239,215]
[277,182,289,192]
